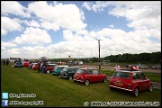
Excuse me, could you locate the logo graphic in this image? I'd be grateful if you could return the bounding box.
[2,92,8,99]
[84,101,89,106]
[2,100,8,106]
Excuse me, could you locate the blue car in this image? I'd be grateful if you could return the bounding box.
[52,65,68,75]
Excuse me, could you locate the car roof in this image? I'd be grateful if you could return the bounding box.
[47,64,57,65]
[115,70,142,73]
[65,66,79,68]
[80,67,98,70]
[23,61,29,62]
[57,65,69,67]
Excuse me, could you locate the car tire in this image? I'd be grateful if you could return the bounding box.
[103,78,107,83]
[149,84,153,92]
[134,87,139,97]
[69,76,73,80]
[47,70,50,74]
[85,80,89,86]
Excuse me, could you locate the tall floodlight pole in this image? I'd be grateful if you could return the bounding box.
[98,39,101,70]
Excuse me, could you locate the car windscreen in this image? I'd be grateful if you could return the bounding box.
[76,69,84,74]
[62,67,69,71]
[55,67,64,71]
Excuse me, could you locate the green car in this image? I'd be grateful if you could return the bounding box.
[52,65,69,75]
[59,66,79,80]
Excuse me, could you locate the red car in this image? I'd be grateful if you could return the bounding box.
[73,68,107,85]
[32,63,38,70]
[109,69,153,97]
[22,61,30,67]
[45,64,57,73]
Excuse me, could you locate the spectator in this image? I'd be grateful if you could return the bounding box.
[38,62,41,73]
[41,63,46,73]
[126,64,128,69]
[6,59,10,66]
[115,65,120,70]
[3,59,6,65]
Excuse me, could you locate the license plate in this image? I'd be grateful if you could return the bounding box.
[114,82,123,86]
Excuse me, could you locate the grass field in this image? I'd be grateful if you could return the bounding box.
[1,63,161,107]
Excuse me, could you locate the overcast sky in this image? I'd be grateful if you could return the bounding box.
[1,1,161,59]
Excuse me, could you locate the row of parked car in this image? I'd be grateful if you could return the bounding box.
[48,64,153,97]
[55,66,153,97]
[28,62,57,73]
[13,60,153,97]
[54,66,107,85]
[21,61,108,86]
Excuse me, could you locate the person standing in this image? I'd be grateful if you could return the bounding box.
[126,64,128,69]
[41,62,46,73]
[38,62,40,73]
[6,58,9,66]
[3,59,6,65]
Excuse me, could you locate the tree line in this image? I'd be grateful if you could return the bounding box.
[49,51,161,64]
[104,51,161,64]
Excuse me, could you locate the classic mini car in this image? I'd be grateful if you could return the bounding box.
[59,66,79,80]
[52,65,69,75]
[22,61,30,67]
[14,59,23,67]
[45,63,57,73]
[73,68,107,85]
[109,69,153,97]
[32,63,38,70]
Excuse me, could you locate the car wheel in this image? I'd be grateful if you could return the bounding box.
[85,80,89,86]
[134,87,139,97]
[149,84,153,91]
[103,78,107,83]
[47,70,50,74]
[69,76,73,80]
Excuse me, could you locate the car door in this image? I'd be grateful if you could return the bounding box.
[92,69,103,82]
[138,72,150,90]
[68,68,73,77]
[85,69,94,82]
[48,65,52,71]
[132,72,149,91]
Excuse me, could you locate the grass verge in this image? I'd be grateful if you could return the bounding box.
[1,63,161,107]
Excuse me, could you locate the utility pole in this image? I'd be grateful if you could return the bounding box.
[98,39,101,70]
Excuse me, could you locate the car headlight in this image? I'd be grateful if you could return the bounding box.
[128,84,132,89]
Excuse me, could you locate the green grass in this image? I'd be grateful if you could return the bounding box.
[101,69,161,82]
[1,63,161,107]
[144,72,161,82]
